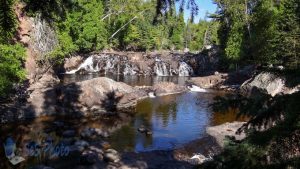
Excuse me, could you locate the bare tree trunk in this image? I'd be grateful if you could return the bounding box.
[109,11,144,40]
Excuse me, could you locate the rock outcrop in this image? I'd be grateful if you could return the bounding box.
[19,76,187,119]
[240,72,285,97]
[188,73,228,89]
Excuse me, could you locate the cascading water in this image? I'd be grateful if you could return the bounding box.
[66,54,195,77]
[123,63,137,75]
[66,56,96,74]
[154,59,171,76]
[178,61,194,76]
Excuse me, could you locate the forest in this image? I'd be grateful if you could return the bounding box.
[0,0,300,168]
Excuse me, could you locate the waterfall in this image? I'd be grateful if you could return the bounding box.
[188,85,207,92]
[66,56,96,74]
[66,54,195,76]
[123,63,137,75]
[178,61,194,76]
[154,60,171,76]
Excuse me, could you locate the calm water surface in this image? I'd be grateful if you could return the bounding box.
[0,74,244,168]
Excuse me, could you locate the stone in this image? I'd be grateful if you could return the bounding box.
[69,145,85,153]
[80,128,95,138]
[80,150,99,165]
[188,73,227,89]
[153,82,187,96]
[240,72,285,97]
[62,130,76,138]
[104,149,120,163]
[75,140,90,148]
[206,122,246,148]
[190,154,208,164]
[137,125,146,133]
[145,129,153,135]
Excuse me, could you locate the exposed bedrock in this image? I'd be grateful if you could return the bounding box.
[0,75,188,123]
[63,51,219,76]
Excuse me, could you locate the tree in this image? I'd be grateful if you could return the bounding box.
[57,0,107,52]
[0,44,25,97]
[170,13,185,50]
[0,0,17,43]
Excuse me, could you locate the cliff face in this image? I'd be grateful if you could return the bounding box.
[16,2,58,84]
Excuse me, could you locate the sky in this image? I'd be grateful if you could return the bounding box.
[176,0,218,23]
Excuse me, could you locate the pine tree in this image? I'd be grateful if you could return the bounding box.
[0,0,17,43]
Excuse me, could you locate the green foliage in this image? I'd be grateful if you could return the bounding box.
[0,44,26,97]
[57,0,107,53]
[0,0,17,43]
[170,13,185,50]
[214,0,300,70]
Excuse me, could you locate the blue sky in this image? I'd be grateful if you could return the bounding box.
[176,0,217,23]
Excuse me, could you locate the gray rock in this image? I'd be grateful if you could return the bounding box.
[80,150,99,164]
[75,140,89,148]
[206,122,246,148]
[104,152,120,163]
[241,72,285,97]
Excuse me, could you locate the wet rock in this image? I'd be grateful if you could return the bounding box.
[104,149,120,163]
[80,150,99,165]
[53,121,64,127]
[94,128,109,138]
[153,82,187,96]
[188,73,227,89]
[69,145,85,153]
[146,129,153,135]
[62,130,76,138]
[89,146,104,155]
[190,154,208,165]
[59,138,75,146]
[75,140,89,148]
[137,125,146,133]
[64,56,84,72]
[101,142,111,149]
[80,128,95,138]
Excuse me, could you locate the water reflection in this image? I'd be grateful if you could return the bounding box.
[107,91,245,152]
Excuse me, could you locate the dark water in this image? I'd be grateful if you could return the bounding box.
[0,74,245,168]
[107,91,242,152]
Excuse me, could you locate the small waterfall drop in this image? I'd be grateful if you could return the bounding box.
[188,85,207,92]
[66,56,96,74]
[178,61,194,76]
[123,63,137,75]
[154,59,171,76]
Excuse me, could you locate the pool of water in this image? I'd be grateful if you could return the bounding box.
[0,74,245,168]
[106,91,241,152]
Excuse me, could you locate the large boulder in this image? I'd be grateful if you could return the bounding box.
[153,82,188,96]
[58,77,147,114]
[240,72,285,97]
[188,73,228,89]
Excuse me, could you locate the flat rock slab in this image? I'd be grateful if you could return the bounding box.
[206,122,246,148]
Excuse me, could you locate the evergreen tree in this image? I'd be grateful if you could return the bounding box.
[0,0,17,43]
[0,44,25,97]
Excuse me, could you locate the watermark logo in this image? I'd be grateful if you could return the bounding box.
[3,134,70,165]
